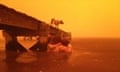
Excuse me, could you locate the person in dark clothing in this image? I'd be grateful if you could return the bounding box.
[3,30,27,52]
[29,41,48,52]
[50,36,62,44]
[5,37,27,62]
[6,40,27,52]
[29,36,49,52]
[61,39,70,46]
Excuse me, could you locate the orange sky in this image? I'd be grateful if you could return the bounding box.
[0,0,120,38]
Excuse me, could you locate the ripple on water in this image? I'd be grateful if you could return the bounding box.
[16,52,38,63]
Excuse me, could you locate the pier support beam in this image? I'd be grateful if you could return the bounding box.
[3,30,27,52]
[3,30,27,61]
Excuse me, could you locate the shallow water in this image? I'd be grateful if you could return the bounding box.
[0,38,120,72]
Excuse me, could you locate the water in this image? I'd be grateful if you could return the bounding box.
[0,38,120,72]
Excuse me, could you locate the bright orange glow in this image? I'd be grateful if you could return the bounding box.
[0,0,120,38]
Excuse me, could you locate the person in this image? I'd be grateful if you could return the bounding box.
[29,36,49,52]
[4,32,27,62]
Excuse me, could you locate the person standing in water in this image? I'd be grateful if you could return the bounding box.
[29,35,49,52]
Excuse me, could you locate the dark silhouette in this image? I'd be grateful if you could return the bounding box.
[29,36,49,52]
[29,41,48,52]
[5,34,27,62]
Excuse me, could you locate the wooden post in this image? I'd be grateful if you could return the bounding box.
[3,30,27,61]
[2,30,18,61]
[3,30,27,52]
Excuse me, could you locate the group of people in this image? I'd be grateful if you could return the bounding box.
[5,31,72,54]
[29,34,72,54]
[47,35,72,53]
[4,30,72,62]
